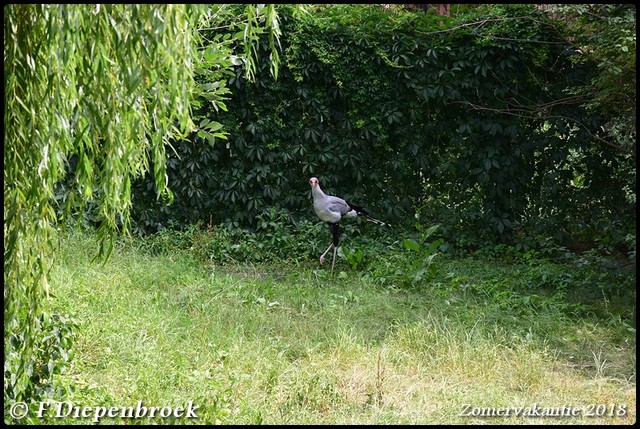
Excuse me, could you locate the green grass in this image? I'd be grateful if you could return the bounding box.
[44,231,635,424]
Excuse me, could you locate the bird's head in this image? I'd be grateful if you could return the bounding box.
[309,177,319,187]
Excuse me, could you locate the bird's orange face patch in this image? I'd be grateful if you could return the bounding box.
[309,178,318,186]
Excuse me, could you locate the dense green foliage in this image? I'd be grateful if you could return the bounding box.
[558,4,636,153]
[131,4,634,257]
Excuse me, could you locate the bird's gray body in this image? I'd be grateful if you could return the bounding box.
[311,183,357,224]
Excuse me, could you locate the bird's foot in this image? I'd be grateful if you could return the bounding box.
[319,255,325,264]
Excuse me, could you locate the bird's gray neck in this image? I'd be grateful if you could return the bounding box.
[312,185,326,200]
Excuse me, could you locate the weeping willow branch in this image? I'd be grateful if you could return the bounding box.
[4,3,285,405]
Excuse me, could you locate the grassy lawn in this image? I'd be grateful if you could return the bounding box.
[46,231,635,424]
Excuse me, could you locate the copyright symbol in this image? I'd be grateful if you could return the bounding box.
[10,401,29,419]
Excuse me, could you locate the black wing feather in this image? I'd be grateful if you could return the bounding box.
[345,201,369,216]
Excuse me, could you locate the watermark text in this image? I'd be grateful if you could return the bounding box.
[9,400,199,422]
[459,403,627,418]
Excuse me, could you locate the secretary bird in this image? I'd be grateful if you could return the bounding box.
[309,177,386,276]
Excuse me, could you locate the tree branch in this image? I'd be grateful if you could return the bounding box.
[452,101,635,156]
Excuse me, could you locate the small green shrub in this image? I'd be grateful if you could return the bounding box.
[341,247,365,271]
[4,312,78,423]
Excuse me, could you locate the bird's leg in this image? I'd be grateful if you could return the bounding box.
[330,245,338,277]
[319,243,333,265]
[329,223,340,277]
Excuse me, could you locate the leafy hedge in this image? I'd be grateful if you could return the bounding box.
[130,4,634,252]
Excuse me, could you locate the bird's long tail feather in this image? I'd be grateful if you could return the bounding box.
[346,201,389,227]
[362,214,388,227]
